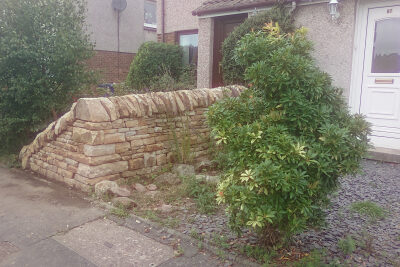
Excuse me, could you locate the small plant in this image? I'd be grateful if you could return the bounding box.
[169,115,194,164]
[212,234,230,249]
[293,250,327,267]
[350,201,387,222]
[174,245,184,257]
[358,230,374,255]
[190,229,204,241]
[215,249,226,260]
[239,244,277,264]
[110,204,130,218]
[184,176,217,214]
[338,235,356,256]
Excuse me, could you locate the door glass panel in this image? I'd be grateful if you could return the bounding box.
[371,18,400,73]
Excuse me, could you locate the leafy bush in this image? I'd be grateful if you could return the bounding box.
[208,23,370,244]
[0,0,95,153]
[149,65,197,92]
[126,42,183,89]
[221,4,294,85]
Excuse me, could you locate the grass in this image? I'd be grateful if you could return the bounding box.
[337,235,356,256]
[110,204,130,218]
[183,175,218,214]
[212,234,230,249]
[350,201,387,222]
[138,210,180,228]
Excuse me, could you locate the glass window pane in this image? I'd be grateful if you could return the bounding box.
[179,33,198,65]
[371,18,400,73]
[144,1,156,27]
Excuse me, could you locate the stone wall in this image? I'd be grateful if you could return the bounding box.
[19,86,244,191]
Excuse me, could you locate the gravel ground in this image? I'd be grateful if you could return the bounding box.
[177,160,400,266]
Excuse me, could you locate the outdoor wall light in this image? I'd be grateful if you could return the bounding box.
[328,0,340,21]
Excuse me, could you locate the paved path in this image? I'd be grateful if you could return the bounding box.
[0,167,224,267]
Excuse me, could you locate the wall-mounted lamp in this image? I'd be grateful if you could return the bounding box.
[328,0,340,21]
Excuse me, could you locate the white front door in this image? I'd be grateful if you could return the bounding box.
[360,4,400,149]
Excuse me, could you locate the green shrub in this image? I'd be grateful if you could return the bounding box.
[0,0,95,153]
[126,42,183,89]
[221,4,294,85]
[208,24,370,244]
[149,65,197,92]
[338,236,356,255]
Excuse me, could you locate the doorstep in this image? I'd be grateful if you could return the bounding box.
[367,147,400,164]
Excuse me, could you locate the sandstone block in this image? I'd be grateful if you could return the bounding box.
[144,144,163,153]
[115,142,131,153]
[88,154,121,166]
[173,164,195,177]
[77,161,128,179]
[75,98,111,122]
[156,154,167,166]
[144,153,156,167]
[129,158,144,170]
[72,127,104,145]
[130,139,144,148]
[134,183,147,192]
[83,144,115,157]
[104,133,126,144]
[95,180,118,195]
[110,186,131,197]
[125,120,139,128]
[75,174,120,186]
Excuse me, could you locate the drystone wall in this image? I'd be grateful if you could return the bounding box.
[19,86,244,191]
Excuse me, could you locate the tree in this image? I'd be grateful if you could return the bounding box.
[0,0,95,152]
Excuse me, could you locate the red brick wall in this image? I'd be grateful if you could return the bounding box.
[86,50,135,83]
[157,32,177,44]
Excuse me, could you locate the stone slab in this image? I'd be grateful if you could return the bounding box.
[0,239,96,267]
[53,219,174,267]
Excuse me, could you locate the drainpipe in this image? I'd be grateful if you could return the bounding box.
[161,0,165,42]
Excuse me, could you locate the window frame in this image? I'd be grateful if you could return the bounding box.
[144,0,157,29]
[176,30,199,66]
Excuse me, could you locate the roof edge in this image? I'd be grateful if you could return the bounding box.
[192,0,286,16]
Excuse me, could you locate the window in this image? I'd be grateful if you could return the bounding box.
[178,31,198,65]
[144,0,156,29]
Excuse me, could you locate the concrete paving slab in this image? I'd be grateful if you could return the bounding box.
[0,167,103,248]
[53,218,175,267]
[158,253,221,267]
[0,238,96,267]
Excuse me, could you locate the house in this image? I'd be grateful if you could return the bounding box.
[86,0,157,83]
[157,0,400,158]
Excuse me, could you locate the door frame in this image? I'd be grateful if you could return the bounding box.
[349,0,400,114]
[212,14,248,88]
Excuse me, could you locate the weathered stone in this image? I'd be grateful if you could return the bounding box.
[83,144,116,157]
[133,183,147,193]
[156,154,167,166]
[75,173,120,186]
[125,120,139,128]
[129,158,144,170]
[72,127,104,145]
[103,133,126,144]
[111,197,137,209]
[173,164,195,177]
[75,98,111,122]
[99,97,118,121]
[130,139,144,148]
[194,159,215,173]
[195,174,220,184]
[146,184,157,191]
[77,161,128,179]
[110,186,131,197]
[155,172,181,185]
[158,204,173,213]
[144,153,156,167]
[88,154,121,166]
[95,180,118,195]
[115,142,131,153]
